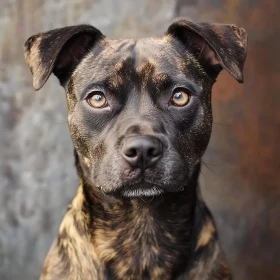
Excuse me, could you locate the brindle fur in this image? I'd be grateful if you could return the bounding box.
[24,19,247,280]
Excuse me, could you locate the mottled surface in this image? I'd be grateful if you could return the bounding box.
[176,1,280,280]
[0,0,279,280]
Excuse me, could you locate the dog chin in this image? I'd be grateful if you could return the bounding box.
[100,180,187,198]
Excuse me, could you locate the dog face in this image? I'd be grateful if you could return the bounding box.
[24,20,247,197]
[68,37,214,197]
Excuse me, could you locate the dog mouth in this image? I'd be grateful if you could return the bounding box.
[106,178,185,198]
[102,178,166,198]
[120,182,164,197]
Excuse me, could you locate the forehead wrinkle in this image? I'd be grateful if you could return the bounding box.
[73,36,209,96]
[133,39,177,91]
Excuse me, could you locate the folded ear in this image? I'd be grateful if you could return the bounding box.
[166,19,248,83]
[24,25,104,91]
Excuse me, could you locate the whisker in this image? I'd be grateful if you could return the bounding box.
[213,122,232,127]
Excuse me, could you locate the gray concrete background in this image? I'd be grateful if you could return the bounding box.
[0,1,177,279]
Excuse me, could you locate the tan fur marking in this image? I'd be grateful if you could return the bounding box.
[40,186,103,280]
[114,61,124,72]
[164,231,177,243]
[195,218,215,251]
[107,74,123,89]
[136,61,154,89]
[25,36,44,90]
[230,25,246,47]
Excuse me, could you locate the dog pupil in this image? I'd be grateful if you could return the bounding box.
[94,95,102,101]
[174,92,182,99]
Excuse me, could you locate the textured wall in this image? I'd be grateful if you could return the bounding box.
[0,1,176,279]
[0,0,279,280]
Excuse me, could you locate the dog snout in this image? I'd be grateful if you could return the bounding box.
[122,136,163,169]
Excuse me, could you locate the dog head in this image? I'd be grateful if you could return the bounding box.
[24,19,247,197]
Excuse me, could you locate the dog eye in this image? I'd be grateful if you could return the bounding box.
[171,89,190,107]
[87,92,108,108]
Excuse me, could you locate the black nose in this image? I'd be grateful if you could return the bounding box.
[122,136,163,169]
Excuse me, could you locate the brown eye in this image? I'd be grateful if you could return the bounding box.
[87,92,107,108]
[171,90,190,106]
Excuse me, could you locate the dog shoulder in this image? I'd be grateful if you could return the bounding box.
[40,238,71,280]
[183,196,232,280]
[40,188,103,280]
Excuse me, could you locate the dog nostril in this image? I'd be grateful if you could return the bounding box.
[122,136,163,168]
[147,147,161,158]
[125,148,138,158]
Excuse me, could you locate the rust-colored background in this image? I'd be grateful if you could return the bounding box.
[178,1,280,279]
[0,0,279,279]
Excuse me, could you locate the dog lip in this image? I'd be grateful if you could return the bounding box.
[127,180,162,189]
[123,177,166,189]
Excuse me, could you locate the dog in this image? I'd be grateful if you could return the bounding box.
[24,18,247,280]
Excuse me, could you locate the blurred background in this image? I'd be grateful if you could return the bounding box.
[0,0,279,279]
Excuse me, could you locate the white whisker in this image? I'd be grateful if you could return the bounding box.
[121,186,163,198]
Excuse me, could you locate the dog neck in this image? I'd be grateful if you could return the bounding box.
[67,160,217,279]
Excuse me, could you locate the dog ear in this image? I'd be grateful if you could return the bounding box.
[24,25,105,91]
[166,19,248,83]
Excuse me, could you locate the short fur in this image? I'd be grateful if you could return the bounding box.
[24,18,247,280]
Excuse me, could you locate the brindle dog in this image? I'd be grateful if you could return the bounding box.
[24,19,247,280]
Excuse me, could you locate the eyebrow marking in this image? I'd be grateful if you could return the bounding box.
[152,73,170,87]
[150,73,201,95]
[106,74,124,90]
[136,61,155,90]
[150,73,172,94]
[114,61,124,72]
